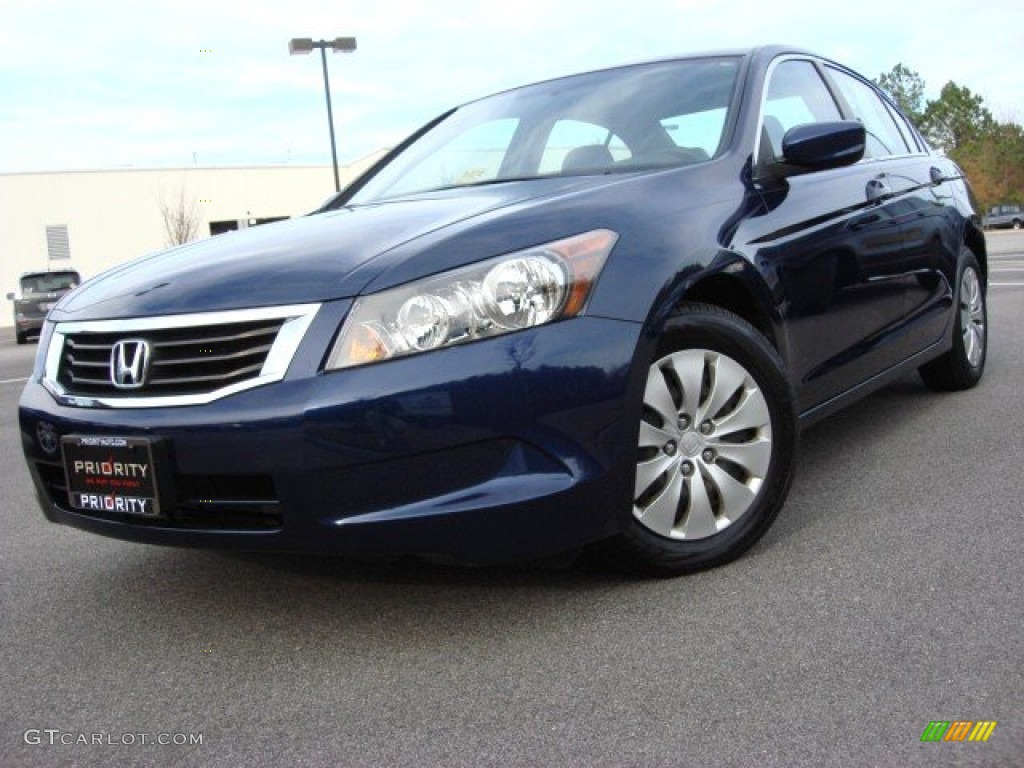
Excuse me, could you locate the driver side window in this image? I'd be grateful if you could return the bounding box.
[761,60,842,163]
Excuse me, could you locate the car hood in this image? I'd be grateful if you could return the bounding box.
[52,178,604,321]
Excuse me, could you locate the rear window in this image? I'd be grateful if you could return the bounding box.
[20,272,80,294]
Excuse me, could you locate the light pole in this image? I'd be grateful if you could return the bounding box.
[289,36,357,193]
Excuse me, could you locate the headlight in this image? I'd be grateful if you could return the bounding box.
[326,229,617,369]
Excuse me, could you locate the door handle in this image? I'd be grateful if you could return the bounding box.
[866,177,891,202]
[851,212,882,231]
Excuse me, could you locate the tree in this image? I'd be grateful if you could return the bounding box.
[872,66,1021,210]
[158,187,200,246]
[920,82,995,153]
[955,121,1024,207]
[875,63,926,122]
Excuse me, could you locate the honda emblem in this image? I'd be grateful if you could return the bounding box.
[110,339,151,389]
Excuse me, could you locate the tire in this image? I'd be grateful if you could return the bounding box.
[919,250,986,392]
[16,331,27,345]
[1013,219,1021,230]
[605,303,798,577]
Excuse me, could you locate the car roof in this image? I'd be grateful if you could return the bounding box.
[459,45,816,107]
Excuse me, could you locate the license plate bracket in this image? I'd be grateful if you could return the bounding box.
[62,435,164,518]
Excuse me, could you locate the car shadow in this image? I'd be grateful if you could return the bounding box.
[211,546,626,588]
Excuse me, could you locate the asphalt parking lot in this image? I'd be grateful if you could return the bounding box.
[2,233,1022,768]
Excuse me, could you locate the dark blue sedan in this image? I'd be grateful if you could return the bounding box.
[18,46,987,575]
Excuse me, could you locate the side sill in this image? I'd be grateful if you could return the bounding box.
[797,337,952,430]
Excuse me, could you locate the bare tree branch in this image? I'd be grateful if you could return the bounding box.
[158,187,200,246]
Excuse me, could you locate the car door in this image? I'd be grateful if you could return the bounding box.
[821,63,958,355]
[732,57,926,413]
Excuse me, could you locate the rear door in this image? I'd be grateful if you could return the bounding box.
[821,64,958,355]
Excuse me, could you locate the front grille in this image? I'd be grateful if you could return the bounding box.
[57,318,285,398]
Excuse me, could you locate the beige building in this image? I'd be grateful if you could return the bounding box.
[1,154,384,330]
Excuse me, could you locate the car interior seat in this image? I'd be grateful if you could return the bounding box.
[562,144,614,173]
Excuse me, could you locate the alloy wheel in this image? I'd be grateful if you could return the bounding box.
[960,266,985,368]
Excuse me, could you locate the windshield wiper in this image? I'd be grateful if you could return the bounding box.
[426,175,549,192]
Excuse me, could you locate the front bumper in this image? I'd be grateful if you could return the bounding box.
[19,315,644,564]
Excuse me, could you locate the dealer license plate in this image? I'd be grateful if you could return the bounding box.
[62,436,163,517]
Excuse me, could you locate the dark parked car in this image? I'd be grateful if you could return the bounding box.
[7,270,80,344]
[18,46,987,575]
[982,203,1022,230]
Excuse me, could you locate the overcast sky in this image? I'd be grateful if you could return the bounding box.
[3,0,1022,174]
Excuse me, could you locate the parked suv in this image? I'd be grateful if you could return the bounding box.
[7,270,81,344]
[983,203,1023,230]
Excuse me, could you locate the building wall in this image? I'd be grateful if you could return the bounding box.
[1,156,383,329]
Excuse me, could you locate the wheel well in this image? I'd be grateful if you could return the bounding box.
[965,226,988,281]
[681,275,777,350]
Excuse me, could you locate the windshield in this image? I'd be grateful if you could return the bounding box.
[347,57,741,205]
[20,271,80,294]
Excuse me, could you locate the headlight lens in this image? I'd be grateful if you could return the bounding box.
[482,256,565,330]
[327,229,617,369]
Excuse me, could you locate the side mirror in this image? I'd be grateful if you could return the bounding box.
[5,292,14,301]
[781,121,865,172]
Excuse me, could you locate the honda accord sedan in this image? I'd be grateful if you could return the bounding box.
[18,46,987,575]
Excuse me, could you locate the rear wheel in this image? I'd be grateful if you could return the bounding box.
[607,303,797,576]
[919,251,986,391]
[16,331,28,345]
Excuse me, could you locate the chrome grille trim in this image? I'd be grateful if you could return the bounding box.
[42,304,321,408]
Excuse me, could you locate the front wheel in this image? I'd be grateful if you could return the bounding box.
[606,303,797,577]
[919,250,986,391]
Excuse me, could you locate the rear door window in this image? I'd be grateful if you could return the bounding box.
[826,66,911,157]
